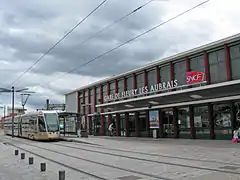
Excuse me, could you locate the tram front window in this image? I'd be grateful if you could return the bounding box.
[38,116,46,132]
[44,113,59,132]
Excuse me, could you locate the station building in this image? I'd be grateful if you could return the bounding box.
[65,33,240,140]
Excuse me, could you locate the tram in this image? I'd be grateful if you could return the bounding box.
[3,110,60,140]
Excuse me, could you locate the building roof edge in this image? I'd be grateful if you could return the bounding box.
[65,33,240,95]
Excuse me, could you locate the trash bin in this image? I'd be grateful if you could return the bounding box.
[80,130,88,138]
[153,129,159,139]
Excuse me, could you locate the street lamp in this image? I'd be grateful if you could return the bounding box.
[0,86,34,138]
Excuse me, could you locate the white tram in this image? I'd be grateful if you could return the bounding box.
[4,110,60,140]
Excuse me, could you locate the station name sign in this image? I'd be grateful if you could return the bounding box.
[103,80,178,102]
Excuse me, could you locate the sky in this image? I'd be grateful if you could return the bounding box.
[0,0,240,115]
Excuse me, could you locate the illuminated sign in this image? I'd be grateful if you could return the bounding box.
[186,72,204,84]
[104,80,178,102]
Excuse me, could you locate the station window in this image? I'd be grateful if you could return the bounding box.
[102,84,108,104]
[90,89,94,113]
[118,79,124,93]
[229,44,240,80]
[208,49,227,83]
[136,72,144,97]
[173,60,186,88]
[189,54,205,87]
[146,69,156,86]
[110,81,115,95]
[136,72,144,89]
[126,76,133,90]
[84,90,88,115]
[160,65,170,92]
[160,65,170,82]
[96,87,100,105]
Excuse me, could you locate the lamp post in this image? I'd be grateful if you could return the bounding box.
[0,86,34,137]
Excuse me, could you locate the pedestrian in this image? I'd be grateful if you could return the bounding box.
[108,122,114,136]
[232,129,239,143]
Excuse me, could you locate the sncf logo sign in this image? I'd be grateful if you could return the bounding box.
[186,72,204,84]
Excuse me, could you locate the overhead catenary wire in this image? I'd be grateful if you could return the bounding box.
[10,0,108,87]
[76,0,155,47]
[36,0,210,90]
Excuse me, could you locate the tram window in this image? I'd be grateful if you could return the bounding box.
[38,116,46,132]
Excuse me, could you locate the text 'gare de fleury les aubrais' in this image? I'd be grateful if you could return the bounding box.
[65,33,240,140]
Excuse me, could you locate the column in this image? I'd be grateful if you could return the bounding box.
[88,89,92,135]
[100,85,105,136]
[208,103,215,139]
[116,113,120,136]
[144,70,148,96]
[170,61,175,91]
[145,110,150,137]
[124,112,129,137]
[186,56,191,89]
[189,105,196,139]
[204,51,210,85]
[135,112,140,137]
[132,73,137,98]
[224,44,232,81]
[156,65,160,94]
[173,107,179,138]
[159,109,164,138]
[124,77,127,100]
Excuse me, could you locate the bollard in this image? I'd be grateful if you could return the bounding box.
[14,150,19,156]
[20,153,25,159]
[40,163,46,172]
[29,157,34,165]
[59,170,65,180]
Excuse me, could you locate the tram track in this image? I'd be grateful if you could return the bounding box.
[3,136,240,177]
[2,137,172,180]
[1,141,108,180]
[55,141,240,167]
[51,142,240,175]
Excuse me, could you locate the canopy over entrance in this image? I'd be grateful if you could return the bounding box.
[95,80,240,115]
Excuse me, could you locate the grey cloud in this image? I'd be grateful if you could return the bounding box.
[0,0,218,109]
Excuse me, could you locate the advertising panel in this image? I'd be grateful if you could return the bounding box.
[149,110,159,129]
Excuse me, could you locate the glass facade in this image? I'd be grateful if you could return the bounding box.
[136,73,144,97]
[160,65,170,92]
[178,107,190,138]
[194,106,210,139]
[229,44,240,80]
[189,55,205,87]
[84,91,88,115]
[213,103,232,139]
[118,79,124,93]
[173,60,186,89]
[235,102,240,129]
[74,37,240,139]
[110,81,115,95]
[208,49,227,83]
[90,89,94,113]
[147,69,156,86]
[126,76,133,90]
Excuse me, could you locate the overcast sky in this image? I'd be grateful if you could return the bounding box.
[0,0,239,115]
